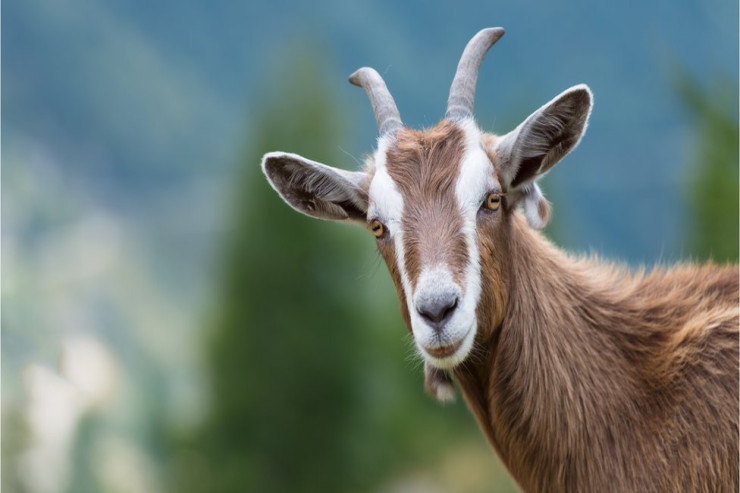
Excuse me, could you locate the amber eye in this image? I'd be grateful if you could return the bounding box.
[370,219,385,238]
[483,193,501,211]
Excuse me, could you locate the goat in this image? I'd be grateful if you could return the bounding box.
[261,27,739,492]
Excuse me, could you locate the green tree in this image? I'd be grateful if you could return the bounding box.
[178,49,518,493]
[187,57,378,492]
[677,74,739,262]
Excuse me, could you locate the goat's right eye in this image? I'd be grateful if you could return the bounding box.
[370,219,386,238]
[481,192,502,212]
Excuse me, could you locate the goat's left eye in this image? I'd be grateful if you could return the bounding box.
[482,193,501,211]
[369,219,386,238]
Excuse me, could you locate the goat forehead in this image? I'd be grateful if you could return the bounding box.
[384,121,467,200]
[368,122,466,224]
[367,121,498,232]
[369,121,497,217]
[373,121,491,289]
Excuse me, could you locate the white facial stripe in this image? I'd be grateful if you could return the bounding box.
[414,266,458,302]
[368,137,403,232]
[456,120,494,309]
[368,137,416,324]
[456,119,497,213]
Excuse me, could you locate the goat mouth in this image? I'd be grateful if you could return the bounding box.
[424,340,463,359]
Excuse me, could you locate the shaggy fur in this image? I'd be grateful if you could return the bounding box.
[453,208,739,492]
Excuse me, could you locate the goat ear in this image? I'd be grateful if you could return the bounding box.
[496,84,592,190]
[520,182,551,230]
[262,152,369,224]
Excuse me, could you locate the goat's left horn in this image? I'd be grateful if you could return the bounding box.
[445,27,505,121]
[349,67,402,137]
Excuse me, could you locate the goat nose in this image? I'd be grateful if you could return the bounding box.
[417,295,459,329]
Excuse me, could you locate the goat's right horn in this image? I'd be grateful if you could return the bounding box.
[349,67,403,137]
[445,27,505,121]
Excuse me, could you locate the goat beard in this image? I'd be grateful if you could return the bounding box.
[424,362,456,402]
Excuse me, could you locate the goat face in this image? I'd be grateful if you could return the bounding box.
[365,120,501,368]
[261,28,592,370]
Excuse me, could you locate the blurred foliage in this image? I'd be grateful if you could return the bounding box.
[174,51,516,492]
[676,73,739,262]
[1,403,28,492]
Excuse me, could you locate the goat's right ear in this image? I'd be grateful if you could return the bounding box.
[262,152,369,225]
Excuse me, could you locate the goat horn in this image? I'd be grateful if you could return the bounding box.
[349,67,402,137]
[445,27,505,121]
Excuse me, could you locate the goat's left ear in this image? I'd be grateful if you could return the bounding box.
[262,152,369,225]
[494,84,592,228]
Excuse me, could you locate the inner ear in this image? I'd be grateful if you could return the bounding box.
[500,84,593,189]
[262,152,369,224]
[511,155,547,189]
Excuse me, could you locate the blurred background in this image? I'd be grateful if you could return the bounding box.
[2,1,737,491]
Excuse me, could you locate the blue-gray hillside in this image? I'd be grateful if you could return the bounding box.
[4,0,737,265]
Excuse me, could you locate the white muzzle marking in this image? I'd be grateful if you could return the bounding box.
[411,265,476,369]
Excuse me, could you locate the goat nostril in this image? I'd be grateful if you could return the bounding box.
[441,298,458,320]
[418,297,459,326]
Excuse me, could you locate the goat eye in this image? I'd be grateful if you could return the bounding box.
[369,219,386,238]
[483,193,501,211]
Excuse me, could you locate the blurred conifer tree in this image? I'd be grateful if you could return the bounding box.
[186,55,379,492]
[677,74,739,262]
[177,49,519,493]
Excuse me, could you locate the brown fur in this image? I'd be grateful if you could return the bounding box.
[455,211,739,492]
[368,124,739,492]
[376,229,412,332]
